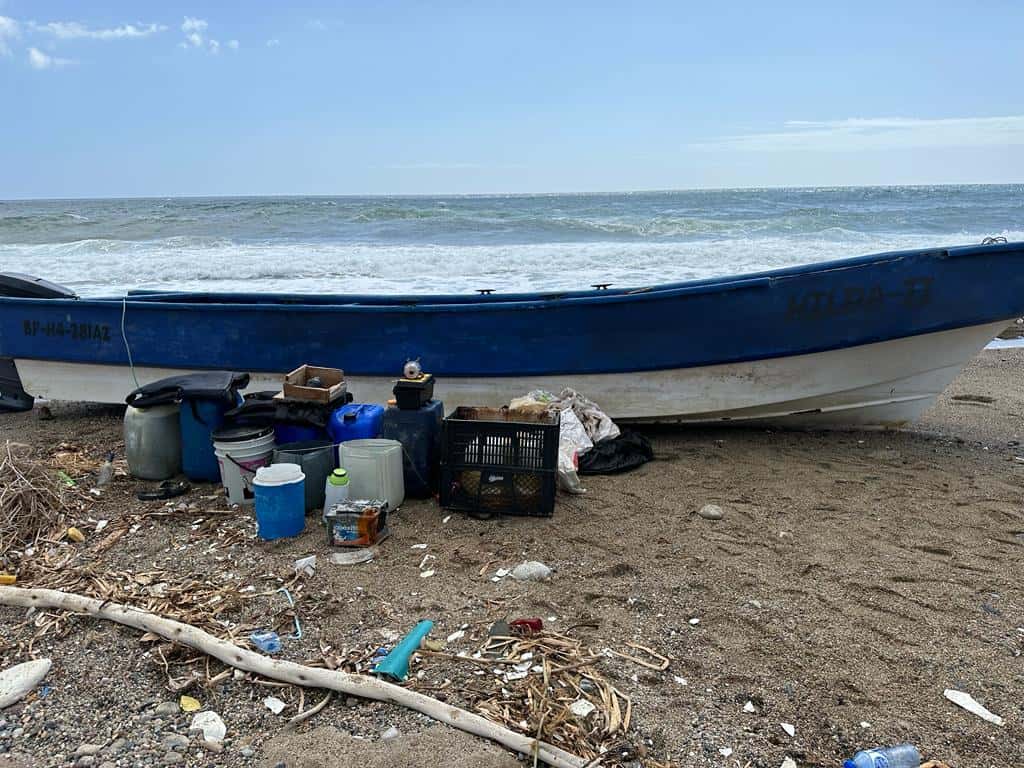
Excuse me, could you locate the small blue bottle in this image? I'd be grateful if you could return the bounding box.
[844,744,920,768]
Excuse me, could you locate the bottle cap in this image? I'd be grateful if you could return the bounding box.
[328,468,349,486]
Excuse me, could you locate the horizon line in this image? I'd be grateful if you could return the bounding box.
[2,180,1022,204]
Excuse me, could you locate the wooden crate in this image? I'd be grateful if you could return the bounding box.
[282,365,347,403]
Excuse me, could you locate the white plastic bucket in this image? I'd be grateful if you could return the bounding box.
[213,426,276,506]
[338,438,405,510]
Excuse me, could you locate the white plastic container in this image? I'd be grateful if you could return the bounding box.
[124,403,182,480]
[212,425,276,506]
[323,467,351,521]
[338,439,405,510]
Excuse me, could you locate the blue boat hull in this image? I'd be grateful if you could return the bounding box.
[1,241,1021,424]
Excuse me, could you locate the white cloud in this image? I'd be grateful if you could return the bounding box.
[32,21,166,40]
[0,15,18,56]
[266,38,280,47]
[307,19,328,31]
[28,46,73,70]
[181,17,207,35]
[179,17,236,54]
[693,116,1024,153]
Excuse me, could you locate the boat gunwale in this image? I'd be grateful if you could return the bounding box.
[1,241,1017,314]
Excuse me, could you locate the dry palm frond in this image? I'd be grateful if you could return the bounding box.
[0,441,79,557]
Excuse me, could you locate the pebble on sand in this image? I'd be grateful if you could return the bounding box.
[697,504,724,520]
[510,561,553,581]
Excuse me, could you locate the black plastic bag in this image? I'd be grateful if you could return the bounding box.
[578,431,653,475]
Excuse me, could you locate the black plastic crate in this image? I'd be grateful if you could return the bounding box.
[440,406,560,518]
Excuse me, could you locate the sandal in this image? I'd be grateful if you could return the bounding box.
[136,480,191,501]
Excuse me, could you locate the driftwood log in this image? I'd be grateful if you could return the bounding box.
[0,586,586,768]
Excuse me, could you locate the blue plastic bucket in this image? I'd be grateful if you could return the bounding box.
[253,463,306,540]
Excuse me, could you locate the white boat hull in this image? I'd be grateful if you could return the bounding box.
[13,319,1010,428]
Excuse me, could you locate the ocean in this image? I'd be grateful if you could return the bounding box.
[1,185,1021,297]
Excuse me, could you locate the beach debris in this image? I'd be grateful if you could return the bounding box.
[284,692,332,730]
[845,744,920,768]
[442,515,452,524]
[673,676,688,686]
[329,548,376,566]
[249,631,282,654]
[781,722,795,737]
[469,627,635,763]
[697,503,724,520]
[607,642,670,671]
[860,721,872,729]
[96,453,115,486]
[0,442,77,556]
[263,696,286,714]
[688,617,700,626]
[421,638,445,652]
[944,688,1004,726]
[381,726,401,741]
[179,695,201,712]
[411,543,428,550]
[743,700,757,713]
[719,747,734,757]
[446,629,466,643]
[190,710,226,743]
[510,561,552,582]
[0,587,585,768]
[569,699,596,718]
[781,758,797,768]
[293,555,316,577]
[373,620,434,682]
[0,574,15,585]
[510,617,544,635]
[420,570,436,578]
[0,658,51,709]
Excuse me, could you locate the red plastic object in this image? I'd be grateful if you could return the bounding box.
[510,618,544,635]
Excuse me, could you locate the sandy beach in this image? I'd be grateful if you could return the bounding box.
[0,348,1021,768]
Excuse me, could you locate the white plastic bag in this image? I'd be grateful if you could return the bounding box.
[557,407,591,494]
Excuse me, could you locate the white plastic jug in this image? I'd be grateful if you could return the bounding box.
[323,467,351,521]
[338,439,405,510]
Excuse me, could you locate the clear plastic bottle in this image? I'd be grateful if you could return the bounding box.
[844,744,921,768]
[96,452,115,486]
[323,467,350,521]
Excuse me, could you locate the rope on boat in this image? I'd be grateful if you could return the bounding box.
[121,296,140,390]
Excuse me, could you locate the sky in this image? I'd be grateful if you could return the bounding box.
[1,1,1023,198]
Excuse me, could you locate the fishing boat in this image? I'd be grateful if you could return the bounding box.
[1,241,1021,427]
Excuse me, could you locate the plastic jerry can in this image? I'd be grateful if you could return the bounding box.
[380,400,443,497]
[327,404,385,444]
[124,403,182,480]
